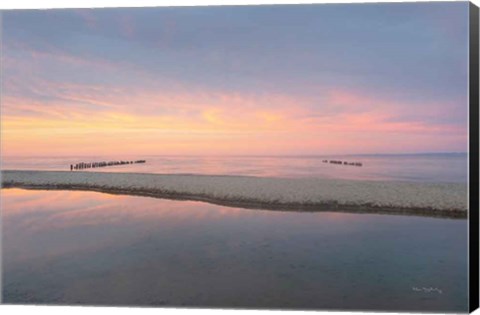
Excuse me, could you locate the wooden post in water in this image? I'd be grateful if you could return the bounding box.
[69,159,147,170]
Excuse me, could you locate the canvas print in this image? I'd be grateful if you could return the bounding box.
[0,1,478,313]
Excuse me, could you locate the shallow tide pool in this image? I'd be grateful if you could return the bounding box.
[1,188,468,312]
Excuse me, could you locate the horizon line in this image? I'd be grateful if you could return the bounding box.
[0,152,469,159]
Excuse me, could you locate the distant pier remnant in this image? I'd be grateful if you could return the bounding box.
[70,159,146,171]
[322,159,363,167]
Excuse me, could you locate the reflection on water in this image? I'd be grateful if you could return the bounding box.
[1,153,468,183]
[2,189,468,311]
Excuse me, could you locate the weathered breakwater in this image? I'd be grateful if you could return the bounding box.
[1,170,467,218]
[322,159,363,167]
[71,160,146,171]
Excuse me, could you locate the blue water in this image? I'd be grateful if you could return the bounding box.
[1,188,468,311]
[1,153,468,183]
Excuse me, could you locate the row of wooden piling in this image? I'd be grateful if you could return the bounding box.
[322,159,363,167]
[70,160,146,171]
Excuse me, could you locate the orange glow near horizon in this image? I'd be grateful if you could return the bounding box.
[1,87,468,156]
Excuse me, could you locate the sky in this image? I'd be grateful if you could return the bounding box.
[1,2,470,156]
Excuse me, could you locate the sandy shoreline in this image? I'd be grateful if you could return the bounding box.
[1,170,468,218]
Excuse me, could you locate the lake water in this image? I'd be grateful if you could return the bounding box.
[1,188,468,312]
[0,153,468,183]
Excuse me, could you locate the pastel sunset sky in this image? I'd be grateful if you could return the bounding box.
[1,2,469,156]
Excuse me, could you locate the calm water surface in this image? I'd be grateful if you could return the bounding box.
[2,188,468,311]
[1,153,468,183]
